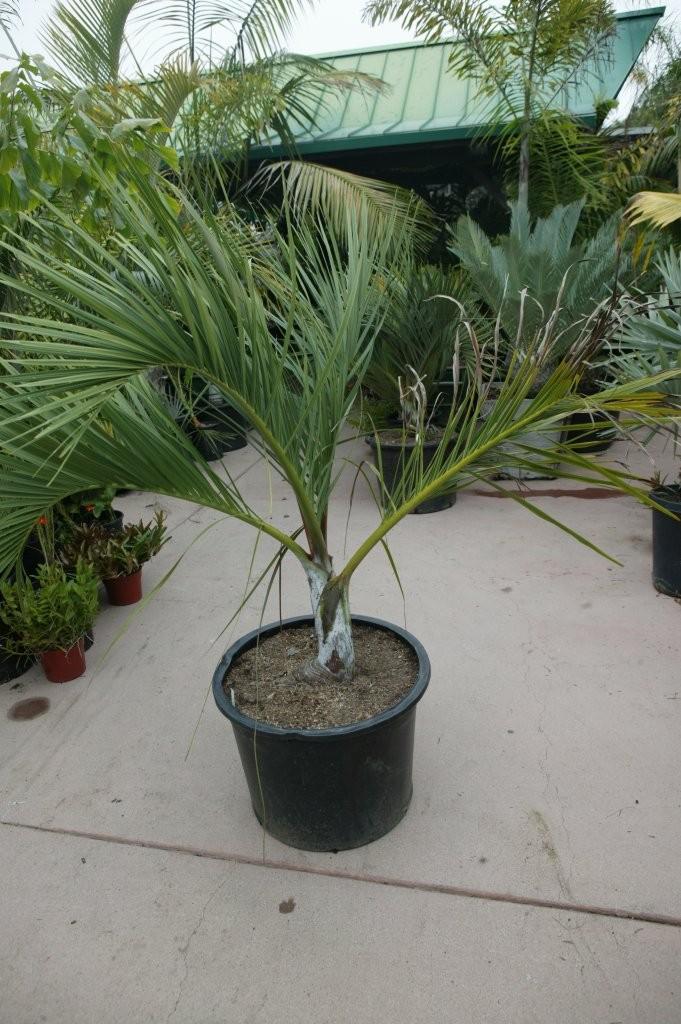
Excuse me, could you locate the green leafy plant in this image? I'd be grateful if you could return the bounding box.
[61,511,168,579]
[34,0,433,239]
[0,560,100,655]
[363,261,482,429]
[0,166,679,685]
[60,485,119,522]
[449,200,629,381]
[609,248,681,402]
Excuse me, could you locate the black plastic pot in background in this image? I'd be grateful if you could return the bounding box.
[191,422,248,460]
[367,435,455,514]
[213,615,431,852]
[564,410,620,454]
[651,486,681,597]
[72,508,124,534]
[0,645,35,685]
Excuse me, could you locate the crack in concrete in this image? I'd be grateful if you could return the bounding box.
[167,874,230,1022]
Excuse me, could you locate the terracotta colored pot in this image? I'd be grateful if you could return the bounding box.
[40,638,86,683]
[104,569,143,606]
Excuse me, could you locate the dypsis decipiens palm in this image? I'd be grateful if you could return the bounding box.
[1,169,679,683]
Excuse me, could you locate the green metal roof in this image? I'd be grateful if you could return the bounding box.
[250,7,663,159]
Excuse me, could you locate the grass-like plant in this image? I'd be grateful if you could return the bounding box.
[0,561,100,655]
[0,168,679,683]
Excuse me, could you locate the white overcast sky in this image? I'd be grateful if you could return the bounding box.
[2,0,679,114]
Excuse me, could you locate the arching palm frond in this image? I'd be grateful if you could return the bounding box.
[251,160,435,254]
[134,0,313,63]
[124,53,204,130]
[208,0,314,64]
[42,0,141,85]
[626,191,681,230]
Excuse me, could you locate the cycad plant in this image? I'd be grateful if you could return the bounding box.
[611,247,681,400]
[0,167,679,684]
[449,199,629,381]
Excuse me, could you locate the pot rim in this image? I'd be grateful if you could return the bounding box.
[650,485,681,510]
[365,433,446,452]
[212,613,431,740]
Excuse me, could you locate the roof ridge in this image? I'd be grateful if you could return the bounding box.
[310,6,665,62]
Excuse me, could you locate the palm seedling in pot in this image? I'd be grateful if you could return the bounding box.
[364,262,483,513]
[0,562,99,683]
[0,167,679,850]
[61,512,169,606]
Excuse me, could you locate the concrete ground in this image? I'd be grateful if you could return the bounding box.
[1,432,680,1023]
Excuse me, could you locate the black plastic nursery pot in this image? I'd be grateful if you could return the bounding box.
[191,423,248,460]
[367,435,455,514]
[564,410,620,454]
[651,486,681,597]
[213,615,431,852]
[74,508,124,534]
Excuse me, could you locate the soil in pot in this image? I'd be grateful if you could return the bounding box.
[229,623,418,729]
[213,615,430,852]
[651,485,681,597]
[40,639,86,683]
[367,428,455,514]
[104,569,143,606]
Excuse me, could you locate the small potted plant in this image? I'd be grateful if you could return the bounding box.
[0,561,99,683]
[61,512,168,606]
[58,485,124,536]
[368,367,458,514]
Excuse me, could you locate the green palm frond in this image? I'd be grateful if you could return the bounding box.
[252,160,435,254]
[494,110,611,218]
[42,0,140,85]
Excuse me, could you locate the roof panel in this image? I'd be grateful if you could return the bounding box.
[251,7,663,158]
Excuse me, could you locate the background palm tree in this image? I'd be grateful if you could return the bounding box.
[38,0,433,237]
[364,0,616,217]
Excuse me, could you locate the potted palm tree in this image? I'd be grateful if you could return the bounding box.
[0,562,100,683]
[0,171,678,849]
[60,512,169,606]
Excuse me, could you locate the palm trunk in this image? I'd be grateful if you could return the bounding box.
[305,562,354,682]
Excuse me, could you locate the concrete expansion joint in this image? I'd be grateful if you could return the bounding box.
[2,818,681,931]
